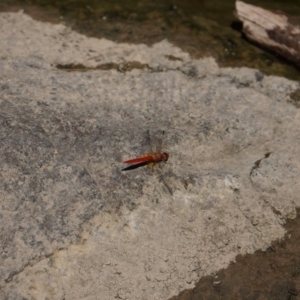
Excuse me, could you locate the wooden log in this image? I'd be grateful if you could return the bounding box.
[235,1,300,68]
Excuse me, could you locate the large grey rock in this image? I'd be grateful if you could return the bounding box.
[0,11,299,300]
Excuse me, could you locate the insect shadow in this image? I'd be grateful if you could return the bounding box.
[122,161,150,171]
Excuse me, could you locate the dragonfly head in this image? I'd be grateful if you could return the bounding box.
[162,152,169,162]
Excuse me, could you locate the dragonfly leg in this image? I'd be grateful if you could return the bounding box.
[147,162,156,169]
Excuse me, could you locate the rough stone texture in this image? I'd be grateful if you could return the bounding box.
[0,11,299,300]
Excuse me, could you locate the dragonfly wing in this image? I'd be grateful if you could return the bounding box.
[155,130,165,152]
[156,138,162,153]
[145,130,154,153]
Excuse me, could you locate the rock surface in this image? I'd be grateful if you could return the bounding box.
[0,11,299,300]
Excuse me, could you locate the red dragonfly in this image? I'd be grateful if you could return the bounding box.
[122,152,168,168]
[122,131,173,195]
[122,131,169,171]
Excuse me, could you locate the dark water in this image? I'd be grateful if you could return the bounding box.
[2,0,300,79]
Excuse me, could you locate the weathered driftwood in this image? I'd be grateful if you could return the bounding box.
[235,1,300,68]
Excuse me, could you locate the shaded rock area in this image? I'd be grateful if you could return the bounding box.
[170,208,300,300]
[0,11,300,300]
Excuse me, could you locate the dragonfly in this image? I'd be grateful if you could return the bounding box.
[122,130,172,194]
[122,130,169,171]
[122,152,169,170]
